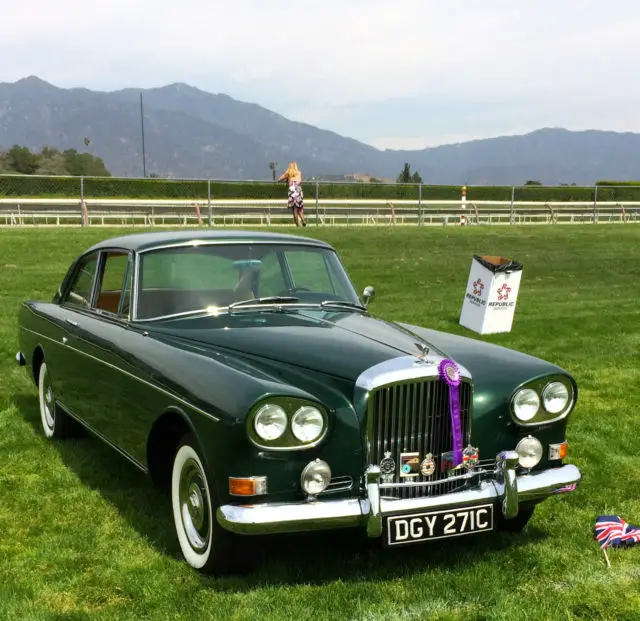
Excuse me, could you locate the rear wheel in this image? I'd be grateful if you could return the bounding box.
[38,362,73,439]
[171,434,245,574]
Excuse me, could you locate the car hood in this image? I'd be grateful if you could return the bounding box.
[147,309,449,382]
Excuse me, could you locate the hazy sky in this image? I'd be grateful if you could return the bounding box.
[3,0,639,149]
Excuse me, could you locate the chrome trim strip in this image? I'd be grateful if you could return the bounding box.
[135,239,332,255]
[21,326,220,423]
[131,250,140,321]
[216,463,582,536]
[355,355,472,392]
[318,475,354,495]
[379,468,491,488]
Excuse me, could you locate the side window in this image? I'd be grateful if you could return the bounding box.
[95,252,130,315]
[285,250,335,293]
[258,251,287,296]
[65,253,99,308]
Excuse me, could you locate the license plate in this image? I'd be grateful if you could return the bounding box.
[385,504,494,546]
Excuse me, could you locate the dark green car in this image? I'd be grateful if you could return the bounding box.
[16,230,581,573]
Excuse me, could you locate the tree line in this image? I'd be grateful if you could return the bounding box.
[0,145,111,177]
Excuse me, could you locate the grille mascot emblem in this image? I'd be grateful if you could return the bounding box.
[379,451,396,482]
[413,342,433,365]
[420,453,436,477]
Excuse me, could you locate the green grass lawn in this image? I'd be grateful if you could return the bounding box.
[1,224,639,621]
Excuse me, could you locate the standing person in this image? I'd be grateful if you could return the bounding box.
[279,161,307,227]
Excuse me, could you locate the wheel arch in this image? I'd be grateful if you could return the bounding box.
[31,345,45,387]
[147,406,208,489]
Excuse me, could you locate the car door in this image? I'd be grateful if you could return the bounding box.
[52,249,102,413]
[56,249,150,459]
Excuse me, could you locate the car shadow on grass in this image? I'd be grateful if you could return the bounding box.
[14,391,550,588]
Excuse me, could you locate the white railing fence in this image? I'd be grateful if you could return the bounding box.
[1,197,639,227]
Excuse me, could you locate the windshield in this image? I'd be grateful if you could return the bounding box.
[135,242,362,320]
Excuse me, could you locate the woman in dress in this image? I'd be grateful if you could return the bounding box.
[279,161,307,227]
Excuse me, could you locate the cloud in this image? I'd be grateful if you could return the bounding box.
[2,0,640,148]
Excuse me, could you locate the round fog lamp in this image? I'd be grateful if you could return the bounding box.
[301,459,332,495]
[542,381,570,414]
[516,435,543,469]
[512,388,540,422]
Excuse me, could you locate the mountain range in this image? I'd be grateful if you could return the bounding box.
[1,76,640,184]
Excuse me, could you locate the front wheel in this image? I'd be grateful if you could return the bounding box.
[171,434,245,574]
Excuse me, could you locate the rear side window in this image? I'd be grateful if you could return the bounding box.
[95,252,130,315]
[64,253,99,308]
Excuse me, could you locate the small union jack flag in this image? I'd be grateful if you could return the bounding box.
[594,515,640,552]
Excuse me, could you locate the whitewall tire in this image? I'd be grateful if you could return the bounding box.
[170,433,250,574]
[38,362,56,438]
[171,439,215,570]
[37,361,74,439]
[37,360,75,439]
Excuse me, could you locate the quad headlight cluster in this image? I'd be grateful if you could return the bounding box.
[248,397,329,450]
[511,376,575,426]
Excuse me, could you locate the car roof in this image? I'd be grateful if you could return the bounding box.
[85,229,335,253]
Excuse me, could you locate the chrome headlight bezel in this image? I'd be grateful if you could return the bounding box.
[510,375,576,427]
[246,397,329,450]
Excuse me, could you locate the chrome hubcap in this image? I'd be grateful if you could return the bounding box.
[179,458,210,553]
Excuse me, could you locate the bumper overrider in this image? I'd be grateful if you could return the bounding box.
[216,451,582,538]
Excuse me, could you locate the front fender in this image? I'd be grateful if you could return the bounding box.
[143,333,364,505]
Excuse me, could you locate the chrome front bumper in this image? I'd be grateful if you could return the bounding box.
[216,451,582,537]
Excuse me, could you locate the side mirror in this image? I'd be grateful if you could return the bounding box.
[362,285,375,307]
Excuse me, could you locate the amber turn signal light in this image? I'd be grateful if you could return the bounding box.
[229,476,267,496]
[549,441,568,460]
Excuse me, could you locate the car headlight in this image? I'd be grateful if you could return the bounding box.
[510,376,575,426]
[512,388,540,422]
[542,381,570,414]
[253,404,287,441]
[247,398,329,450]
[291,406,324,443]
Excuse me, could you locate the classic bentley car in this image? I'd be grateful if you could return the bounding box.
[16,230,582,573]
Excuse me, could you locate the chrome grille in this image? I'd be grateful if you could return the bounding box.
[367,377,473,499]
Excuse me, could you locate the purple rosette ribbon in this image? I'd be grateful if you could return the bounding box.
[438,359,463,466]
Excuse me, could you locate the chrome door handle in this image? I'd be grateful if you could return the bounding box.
[64,318,79,327]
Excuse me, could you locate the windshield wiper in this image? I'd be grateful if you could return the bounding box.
[228,296,301,310]
[320,300,367,312]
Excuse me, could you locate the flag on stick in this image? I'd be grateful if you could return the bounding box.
[594,515,640,567]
